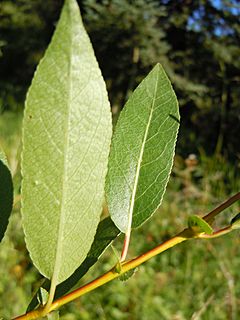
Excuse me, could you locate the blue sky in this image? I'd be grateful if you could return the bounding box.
[187,0,239,35]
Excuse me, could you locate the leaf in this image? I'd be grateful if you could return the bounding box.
[111,244,121,260]
[0,148,13,242]
[37,287,49,305]
[106,64,180,233]
[231,213,240,230]
[114,261,122,274]
[27,217,120,312]
[21,0,112,286]
[188,215,213,235]
[119,268,137,282]
[54,217,120,297]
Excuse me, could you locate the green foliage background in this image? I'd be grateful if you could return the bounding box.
[0,0,240,319]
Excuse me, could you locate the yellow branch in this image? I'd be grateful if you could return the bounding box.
[49,229,191,312]
[12,229,192,319]
[12,192,240,320]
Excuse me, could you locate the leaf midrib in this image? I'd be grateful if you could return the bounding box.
[51,14,73,286]
[125,71,159,235]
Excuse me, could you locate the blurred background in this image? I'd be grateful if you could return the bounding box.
[0,0,240,319]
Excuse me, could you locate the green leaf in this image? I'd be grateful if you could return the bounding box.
[27,217,120,312]
[188,215,213,234]
[37,287,49,305]
[231,213,240,230]
[119,268,137,282]
[21,0,112,285]
[54,217,120,297]
[114,261,122,274]
[111,244,121,261]
[0,148,13,242]
[106,64,180,233]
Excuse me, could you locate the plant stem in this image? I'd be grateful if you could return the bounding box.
[43,281,56,315]
[204,192,240,223]
[198,225,232,239]
[49,229,191,312]
[12,308,44,320]
[13,194,21,207]
[12,192,240,320]
[120,232,131,262]
[12,229,190,320]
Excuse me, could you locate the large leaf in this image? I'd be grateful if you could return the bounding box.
[27,217,120,311]
[0,149,13,242]
[106,64,180,233]
[21,0,112,285]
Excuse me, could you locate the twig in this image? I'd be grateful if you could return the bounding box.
[12,192,240,320]
[204,192,240,223]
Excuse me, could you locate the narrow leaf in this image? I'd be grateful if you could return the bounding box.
[188,215,213,235]
[106,64,180,233]
[22,0,112,285]
[0,148,13,242]
[27,217,120,312]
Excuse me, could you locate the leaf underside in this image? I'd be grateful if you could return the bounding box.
[21,0,112,284]
[106,64,180,233]
[0,149,13,243]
